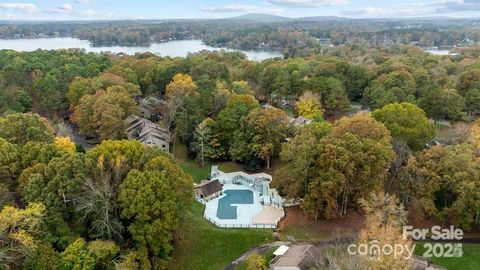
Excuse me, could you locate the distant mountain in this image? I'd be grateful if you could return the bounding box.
[226,13,293,23]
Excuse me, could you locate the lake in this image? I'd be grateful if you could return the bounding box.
[0,37,282,61]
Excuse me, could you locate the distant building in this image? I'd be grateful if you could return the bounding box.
[287,116,312,127]
[125,115,170,152]
[194,179,222,201]
[269,244,324,270]
[137,96,166,122]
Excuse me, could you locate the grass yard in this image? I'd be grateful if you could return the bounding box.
[168,202,274,270]
[172,139,243,183]
[414,243,480,270]
[277,206,363,242]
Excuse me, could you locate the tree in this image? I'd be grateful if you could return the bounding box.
[419,88,465,121]
[297,91,324,119]
[0,203,45,269]
[217,94,259,149]
[119,170,178,267]
[0,139,20,189]
[356,193,412,270]
[278,122,332,199]
[23,244,59,270]
[21,153,87,248]
[372,102,434,151]
[472,119,480,151]
[458,68,480,95]
[194,118,225,166]
[246,253,267,270]
[54,137,77,153]
[465,88,480,117]
[300,114,394,219]
[87,240,120,270]
[58,238,96,270]
[232,107,288,169]
[72,86,137,140]
[165,73,198,130]
[0,113,54,145]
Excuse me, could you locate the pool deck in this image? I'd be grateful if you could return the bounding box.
[204,184,263,226]
[204,183,285,227]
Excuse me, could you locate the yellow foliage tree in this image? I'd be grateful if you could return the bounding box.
[246,253,267,270]
[356,193,412,270]
[54,136,76,153]
[471,119,480,150]
[0,203,45,267]
[297,91,324,119]
[165,74,198,129]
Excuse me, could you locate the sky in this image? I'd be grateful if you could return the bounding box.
[0,0,480,21]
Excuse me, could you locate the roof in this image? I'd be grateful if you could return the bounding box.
[194,179,222,197]
[270,245,323,269]
[288,116,312,126]
[273,245,289,256]
[125,115,170,148]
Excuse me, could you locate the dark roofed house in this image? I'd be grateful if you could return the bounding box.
[194,179,222,201]
[126,115,170,152]
[269,245,324,270]
[137,96,166,122]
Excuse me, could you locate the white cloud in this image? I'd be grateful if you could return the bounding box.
[79,9,97,16]
[200,4,284,14]
[0,3,37,13]
[45,3,74,14]
[76,0,94,3]
[267,0,349,8]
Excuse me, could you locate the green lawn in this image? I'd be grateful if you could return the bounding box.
[168,202,274,270]
[279,223,333,242]
[414,243,480,270]
[172,139,243,183]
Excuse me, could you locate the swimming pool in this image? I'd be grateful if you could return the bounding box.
[216,190,254,219]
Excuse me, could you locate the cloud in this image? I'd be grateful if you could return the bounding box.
[79,9,97,16]
[0,3,37,13]
[45,3,73,14]
[341,0,480,18]
[200,4,283,14]
[267,0,349,8]
[76,0,94,3]
[435,0,480,12]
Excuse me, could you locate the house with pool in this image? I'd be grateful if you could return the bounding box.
[194,165,285,229]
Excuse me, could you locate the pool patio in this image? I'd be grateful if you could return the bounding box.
[199,166,285,229]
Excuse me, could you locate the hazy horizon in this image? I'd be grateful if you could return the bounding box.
[1,1,480,21]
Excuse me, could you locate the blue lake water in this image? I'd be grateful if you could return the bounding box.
[0,38,282,61]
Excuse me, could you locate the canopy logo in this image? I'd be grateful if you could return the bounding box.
[347,225,463,260]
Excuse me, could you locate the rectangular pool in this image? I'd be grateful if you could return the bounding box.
[216,190,254,219]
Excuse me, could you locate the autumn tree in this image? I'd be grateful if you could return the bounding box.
[418,88,465,121]
[278,122,332,199]
[246,253,267,270]
[54,136,77,153]
[0,113,54,145]
[72,86,137,140]
[356,193,412,270]
[119,170,178,268]
[299,114,395,219]
[0,203,45,269]
[231,107,288,169]
[194,118,225,166]
[58,238,96,270]
[217,94,260,150]
[165,73,198,129]
[296,91,324,119]
[373,102,434,151]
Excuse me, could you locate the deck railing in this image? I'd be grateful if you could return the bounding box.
[203,214,278,229]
